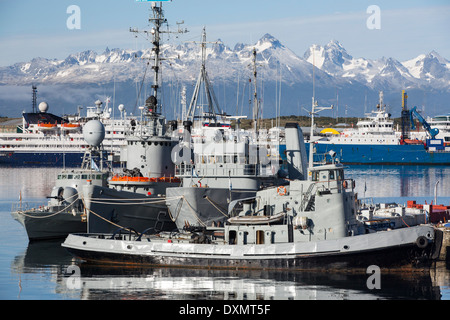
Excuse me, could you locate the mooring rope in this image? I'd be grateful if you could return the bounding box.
[16,196,81,219]
[80,195,133,232]
[86,195,182,206]
[204,196,229,218]
[181,195,207,227]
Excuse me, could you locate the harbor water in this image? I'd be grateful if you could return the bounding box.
[1,166,450,300]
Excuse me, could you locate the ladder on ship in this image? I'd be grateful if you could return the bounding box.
[301,184,316,212]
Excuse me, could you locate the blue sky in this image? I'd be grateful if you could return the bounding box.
[0,0,449,66]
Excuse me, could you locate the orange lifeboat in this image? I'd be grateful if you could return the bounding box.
[37,122,57,131]
[403,139,423,145]
[110,175,181,183]
[110,176,149,182]
[61,123,81,131]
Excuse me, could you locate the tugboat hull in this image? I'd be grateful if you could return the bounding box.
[63,225,442,271]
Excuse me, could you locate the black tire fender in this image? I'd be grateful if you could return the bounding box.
[416,236,428,249]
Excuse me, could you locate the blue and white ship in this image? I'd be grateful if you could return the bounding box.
[0,91,130,167]
[311,91,450,165]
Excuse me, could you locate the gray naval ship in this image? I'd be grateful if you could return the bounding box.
[166,121,295,231]
[11,120,110,241]
[62,122,443,271]
[81,3,183,235]
[165,44,289,231]
[81,14,275,236]
[81,97,179,234]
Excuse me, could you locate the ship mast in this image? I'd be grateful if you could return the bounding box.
[377,91,384,111]
[307,98,333,179]
[130,2,187,116]
[252,48,259,132]
[148,3,164,113]
[32,85,37,113]
[307,49,333,178]
[186,27,222,123]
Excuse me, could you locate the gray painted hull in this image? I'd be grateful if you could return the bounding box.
[83,185,177,234]
[165,187,256,230]
[12,210,85,241]
[63,225,442,271]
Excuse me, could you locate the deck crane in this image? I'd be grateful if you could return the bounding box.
[410,106,439,139]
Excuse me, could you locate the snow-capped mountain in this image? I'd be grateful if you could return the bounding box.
[303,40,450,91]
[0,34,449,118]
[304,40,353,76]
[0,48,148,84]
[402,51,450,89]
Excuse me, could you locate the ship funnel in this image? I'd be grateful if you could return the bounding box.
[285,123,308,180]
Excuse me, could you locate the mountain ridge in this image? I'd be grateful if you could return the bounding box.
[0,34,449,118]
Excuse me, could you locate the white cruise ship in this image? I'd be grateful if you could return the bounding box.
[0,97,132,166]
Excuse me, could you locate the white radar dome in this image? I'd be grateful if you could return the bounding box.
[38,102,49,113]
[83,120,105,147]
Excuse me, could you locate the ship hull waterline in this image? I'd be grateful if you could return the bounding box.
[305,143,450,165]
[11,210,86,241]
[62,225,442,272]
[84,184,178,234]
[0,151,85,167]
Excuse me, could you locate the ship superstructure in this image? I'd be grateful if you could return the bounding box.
[0,94,129,166]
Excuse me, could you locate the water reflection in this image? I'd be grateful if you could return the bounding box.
[4,167,450,300]
[347,165,450,198]
[12,240,444,300]
[0,167,62,200]
[2,166,448,203]
[71,265,443,300]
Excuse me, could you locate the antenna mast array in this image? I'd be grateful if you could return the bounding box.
[186,27,223,122]
[250,48,265,132]
[130,2,187,115]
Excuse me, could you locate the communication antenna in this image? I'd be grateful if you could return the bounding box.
[130,2,188,115]
[307,46,333,177]
[181,85,187,121]
[244,48,263,132]
[307,98,333,177]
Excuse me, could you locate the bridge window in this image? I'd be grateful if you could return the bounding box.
[329,170,335,180]
[311,171,319,181]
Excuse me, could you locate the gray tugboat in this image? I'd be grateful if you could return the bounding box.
[81,3,184,234]
[62,122,443,271]
[11,120,110,240]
